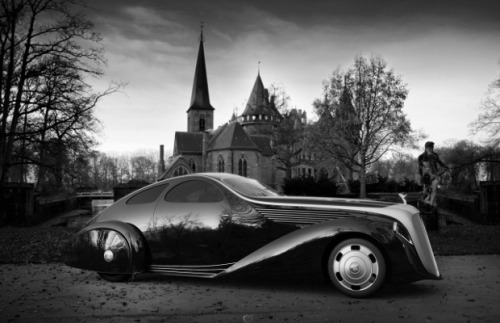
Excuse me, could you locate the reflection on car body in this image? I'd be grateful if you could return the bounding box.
[64,173,442,297]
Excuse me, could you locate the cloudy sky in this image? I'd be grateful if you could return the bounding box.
[80,0,500,156]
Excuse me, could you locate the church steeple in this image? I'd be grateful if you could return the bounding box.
[187,25,214,133]
[188,26,214,112]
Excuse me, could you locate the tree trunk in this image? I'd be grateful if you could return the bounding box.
[359,163,367,198]
[285,165,292,180]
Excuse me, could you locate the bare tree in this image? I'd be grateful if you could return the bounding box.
[130,152,158,183]
[0,0,119,185]
[273,109,307,179]
[268,84,307,179]
[312,55,418,198]
[470,74,500,147]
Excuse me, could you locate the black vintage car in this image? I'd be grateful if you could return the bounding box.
[64,173,441,297]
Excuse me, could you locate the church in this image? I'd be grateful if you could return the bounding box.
[158,30,290,189]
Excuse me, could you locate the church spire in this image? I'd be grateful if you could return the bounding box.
[188,23,214,112]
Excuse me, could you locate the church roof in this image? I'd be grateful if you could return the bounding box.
[250,135,274,156]
[187,32,214,112]
[157,155,195,181]
[174,132,203,154]
[208,122,260,152]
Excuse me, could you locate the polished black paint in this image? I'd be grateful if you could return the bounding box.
[64,173,437,288]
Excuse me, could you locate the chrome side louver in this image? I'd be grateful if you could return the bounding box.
[254,206,351,225]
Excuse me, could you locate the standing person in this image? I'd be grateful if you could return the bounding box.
[418,141,449,207]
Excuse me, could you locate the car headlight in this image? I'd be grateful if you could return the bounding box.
[393,221,413,245]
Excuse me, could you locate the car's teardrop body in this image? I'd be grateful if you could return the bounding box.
[64,173,441,297]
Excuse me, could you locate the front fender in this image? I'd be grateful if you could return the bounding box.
[63,221,148,274]
[225,217,392,275]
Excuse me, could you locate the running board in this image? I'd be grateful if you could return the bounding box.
[148,263,235,278]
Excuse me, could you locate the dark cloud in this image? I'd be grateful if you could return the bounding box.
[249,0,500,30]
[81,0,500,48]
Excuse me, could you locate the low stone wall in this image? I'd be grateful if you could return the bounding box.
[0,183,34,226]
[479,181,500,223]
[437,192,481,223]
[0,183,77,226]
[36,196,77,224]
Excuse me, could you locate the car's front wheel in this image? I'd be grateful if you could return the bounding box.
[327,238,386,298]
[98,272,132,282]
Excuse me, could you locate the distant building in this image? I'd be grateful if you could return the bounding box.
[158,31,286,189]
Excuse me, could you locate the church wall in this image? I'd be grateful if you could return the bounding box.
[187,110,214,132]
[179,153,203,173]
[206,150,232,173]
[206,150,265,180]
[206,150,284,191]
[260,155,276,188]
[236,150,261,180]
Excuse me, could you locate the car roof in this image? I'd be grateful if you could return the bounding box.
[158,172,244,184]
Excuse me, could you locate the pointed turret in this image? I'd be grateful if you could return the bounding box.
[240,71,281,136]
[242,72,268,116]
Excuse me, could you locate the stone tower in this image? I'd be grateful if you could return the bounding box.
[239,72,281,136]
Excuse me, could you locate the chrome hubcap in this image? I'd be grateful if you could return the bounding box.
[333,244,379,291]
[349,262,360,274]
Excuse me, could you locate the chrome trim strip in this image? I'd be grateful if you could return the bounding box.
[152,263,235,269]
[149,263,235,278]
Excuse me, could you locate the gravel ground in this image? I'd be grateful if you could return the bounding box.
[1,255,499,322]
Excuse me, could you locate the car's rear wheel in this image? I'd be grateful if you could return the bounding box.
[98,272,132,282]
[327,238,386,298]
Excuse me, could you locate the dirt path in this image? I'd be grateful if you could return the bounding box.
[1,255,499,322]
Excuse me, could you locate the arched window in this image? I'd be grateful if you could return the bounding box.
[189,158,196,172]
[199,115,206,131]
[238,155,248,177]
[217,155,225,173]
[173,166,189,177]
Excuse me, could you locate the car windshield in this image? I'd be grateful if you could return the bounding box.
[222,177,281,197]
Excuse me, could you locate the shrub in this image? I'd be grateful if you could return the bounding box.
[348,175,420,194]
[282,176,338,197]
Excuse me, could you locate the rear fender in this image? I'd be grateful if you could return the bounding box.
[64,221,148,274]
[225,217,393,275]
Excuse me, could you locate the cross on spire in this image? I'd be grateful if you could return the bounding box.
[200,21,205,42]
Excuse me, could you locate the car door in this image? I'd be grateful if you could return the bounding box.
[148,179,232,265]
